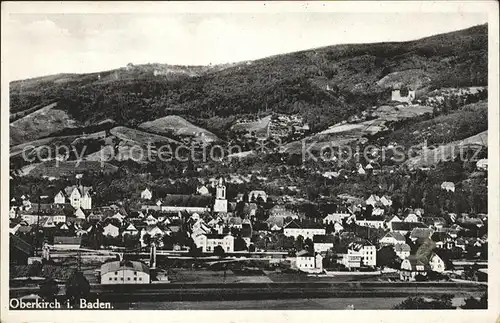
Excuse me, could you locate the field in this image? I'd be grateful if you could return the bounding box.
[20,160,119,177]
[284,103,434,154]
[139,115,219,144]
[110,126,179,145]
[10,135,82,158]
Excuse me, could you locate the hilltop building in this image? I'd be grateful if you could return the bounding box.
[391,84,416,104]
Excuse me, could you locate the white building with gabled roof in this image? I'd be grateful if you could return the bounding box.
[123,223,139,235]
[141,188,153,200]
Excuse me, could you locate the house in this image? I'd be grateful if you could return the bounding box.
[9,206,18,219]
[323,211,351,224]
[103,224,120,238]
[394,243,411,260]
[422,217,446,229]
[53,236,82,249]
[431,232,454,249]
[404,213,420,223]
[196,185,210,196]
[387,215,402,230]
[100,260,150,284]
[55,185,93,209]
[123,223,139,235]
[293,250,323,273]
[428,252,447,273]
[10,222,21,235]
[141,188,153,200]
[400,256,430,281]
[476,159,488,171]
[380,196,392,207]
[87,212,102,222]
[365,194,381,207]
[112,212,125,223]
[248,190,268,203]
[355,218,385,229]
[53,214,67,224]
[283,220,326,240]
[391,222,428,235]
[357,165,366,175]
[74,208,86,220]
[145,215,158,226]
[344,240,377,267]
[194,234,234,253]
[409,228,434,243]
[53,191,66,204]
[313,235,336,253]
[269,205,299,219]
[266,216,287,231]
[339,251,362,270]
[441,182,455,193]
[332,222,344,233]
[380,232,406,246]
[142,225,164,239]
[455,238,467,251]
[372,207,385,216]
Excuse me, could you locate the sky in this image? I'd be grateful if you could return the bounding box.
[4,12,488,81]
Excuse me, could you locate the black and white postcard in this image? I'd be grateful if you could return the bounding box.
[1,1,499,323]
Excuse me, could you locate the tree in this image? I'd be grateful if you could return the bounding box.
[161,234,174,250]
[248,244,256,252]
[304,238,314,253]
[461,292,487,309]
[394,295,455,309]
[234,237,248,251]
[28,261,43,277]
[214,245,226,258]
[39,278,59,301]
[142,233,152,247]
[376,246,399,268]
[65,271,90,308]
[188,245,202,257]
[295,235,304,251]
[123,234,140,250]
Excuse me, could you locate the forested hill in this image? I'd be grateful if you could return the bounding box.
[10,24,487,136]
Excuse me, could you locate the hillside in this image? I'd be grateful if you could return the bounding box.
[9,24,488,141]
[139,116,219,144]
[405,130,488,170]
[380,100,488,148]
[10,102,80,146]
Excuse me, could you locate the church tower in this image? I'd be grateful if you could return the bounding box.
[213,177,228,213]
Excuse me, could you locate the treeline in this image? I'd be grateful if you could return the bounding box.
[10,25,487,138]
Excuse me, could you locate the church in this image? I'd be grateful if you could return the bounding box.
[213,177,228,214]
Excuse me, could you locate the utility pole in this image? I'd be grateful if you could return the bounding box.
[77,249,82,272]
[33,189,42,256]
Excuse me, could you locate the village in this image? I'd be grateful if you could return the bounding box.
[9,167,488,289]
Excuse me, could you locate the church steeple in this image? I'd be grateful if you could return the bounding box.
[216,178,226,200]
[213,177,228,213]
